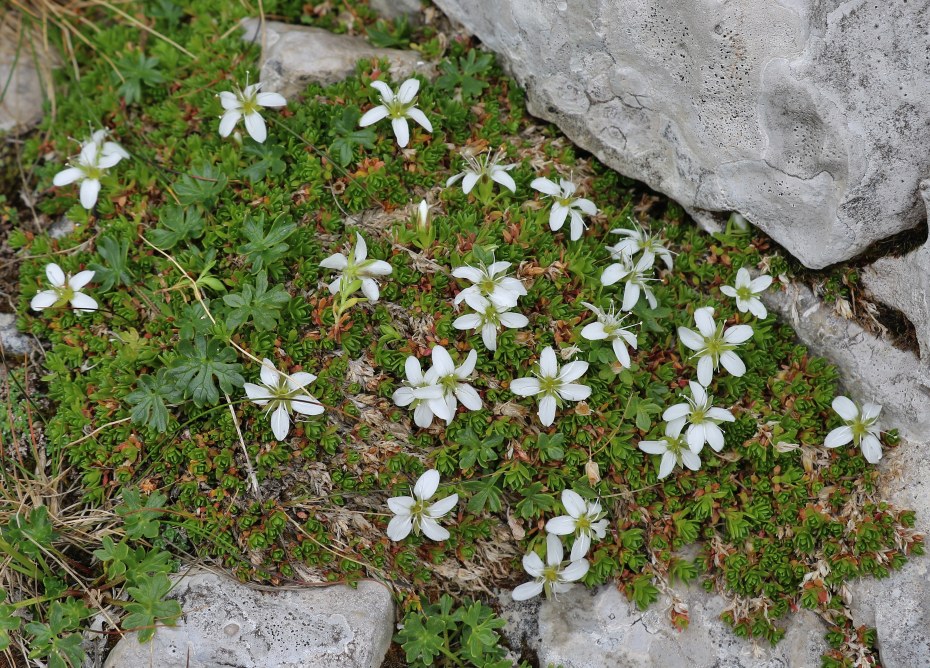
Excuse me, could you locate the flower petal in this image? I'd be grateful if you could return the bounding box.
[420,517,450,541]
[491,169,516,193]
[69,292,98,312]
[694,307,716,337]
[68,270,95,291]
[431,345,455,377]
[79,178,101,210]
[270,404,290,441]
[406,107,432,132]
[53,167,83,187]
[545,515,576,536]
[359,105,389,127]
[832,396,859,421]
[723,325,754,344]
[546,533,563,566]
[427,493,458,518]
[861,434,883,463]
[414,469,440,501]
[719,350,746,377]
[558,360,588,383]
[509,377,541,396]
[219,110,241,137]
[244,112,267,143]
[557,383,591,401]
[30,289,59,311]
[538,394,557,426]
[45,263,66,288]
[825,425,853,448]
[677,327,705,351]
[530,177,560,196]
[256,91,287,107]
[398,78,420,104]
[370,80,394,100]
[386,514,413,541]
[391,117,410,147]
[539,346,559,378]
[561,489,586,518]
[511,581,544,601]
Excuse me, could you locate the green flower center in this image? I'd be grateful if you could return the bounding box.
[538,376,559,395]
[387,98,411,119]
[542,565,559,584]
[576,515,591,531]
[736,286,753,300]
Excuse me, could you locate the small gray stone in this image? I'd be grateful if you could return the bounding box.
[0,39,47,132]
[48,216,75,239]
[240,19,435,100]
[103,572,394,668]
[369,0,424,23]
[0,313,34,360]
[502,584,827,668]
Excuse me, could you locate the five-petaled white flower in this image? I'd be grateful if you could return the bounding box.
[244,358,324,441]
[638,420,701,479]
[512,533,590,601]
[600,253,659,311]
[30,263,98,313]
[386,469,458,542]
[545,489,609,561]
[662,380,735,453]
[579,301,638,368]
[720,267,773,319]
[392,356,450,428]
[530,176,598,241]
[610,221,674,270]
[359,79,432,148]
[320,232,393,303]
[218,78,287,143]
[446,148,517,195]
[453,292,528,352]
[423,346,482,423]
[53,133,128,210]
[825,396,884,463]
[677,307,753,386]
[452,260,526,309]
[510,346,590,426]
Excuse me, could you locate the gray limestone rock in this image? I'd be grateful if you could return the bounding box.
[103,572,394,668]
[0,37,46,133]
[501,584,827,668]
[240,18,435,100]
[761,283,930,442]
[0,313,34,361]
[431,0,930,270]
[847,436,930,668]
[860,179,930,374]
[369,0,424,23]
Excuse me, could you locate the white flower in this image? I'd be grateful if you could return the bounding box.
[243,358,324,441]
[446,148,517,195]
[423,346,482,423]
[545,489,608,561]
[89,129,130,164]
[359,79,432,148]
[530,177,598,241]
[824,396,883,463]
[415,199,430,230]
[510,346,591,427]
[452,259,526,309]
[30,263,98,313]
[720,267,773,319]
[677,307,753,386]
[453,292,528,352]
[320,232,393,303]
[662,380,735,453]
[512,533,590,601]
[53,137,125,210]
[392,356,450,428]
[579,301,638,368]
[386,469,458,542]
[600,253,659,311]
[638,420,701,479]
[610,221,674,270]
[218,79,287,143]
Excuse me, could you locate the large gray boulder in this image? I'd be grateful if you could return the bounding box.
[431,0,930,271]
[103,572,394,668]
[0,36,47,133]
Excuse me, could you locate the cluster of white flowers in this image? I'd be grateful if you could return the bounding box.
[393,345,481,428]
[451,260,528,351]
[512,489,607,600]
[599,221,672,312]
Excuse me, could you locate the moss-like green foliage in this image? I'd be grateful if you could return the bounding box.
[3,0,921,664]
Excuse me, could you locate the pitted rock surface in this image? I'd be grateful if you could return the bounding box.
[103,572,393,668]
